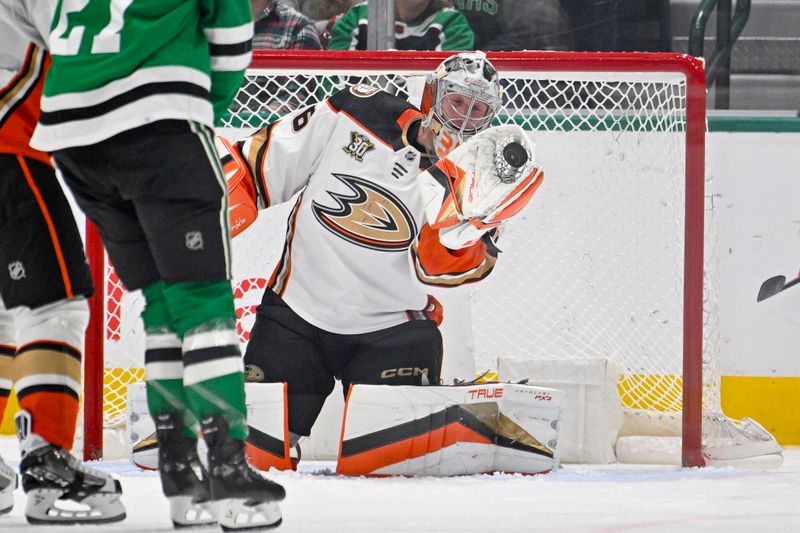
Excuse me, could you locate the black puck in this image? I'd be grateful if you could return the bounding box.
[502,141,528,168]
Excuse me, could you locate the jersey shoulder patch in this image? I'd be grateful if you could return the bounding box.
[328,86,422,151]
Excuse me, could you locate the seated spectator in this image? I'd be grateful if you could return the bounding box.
[452,0,572,51]
[232,1,322,120]
[287,1,354,51]
[251,0,323,50]
[327,0,474,51]
[293,0,355,22]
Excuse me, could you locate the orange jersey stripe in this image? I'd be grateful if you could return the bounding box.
[267,192,304,295]
[18,155,73,297]
[0,44,50,163]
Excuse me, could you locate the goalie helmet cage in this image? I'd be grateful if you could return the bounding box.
[81,50,710,466]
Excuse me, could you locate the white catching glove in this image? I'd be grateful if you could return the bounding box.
[417,124,543,249]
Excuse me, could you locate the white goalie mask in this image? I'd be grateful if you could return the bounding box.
[421,51,503,159]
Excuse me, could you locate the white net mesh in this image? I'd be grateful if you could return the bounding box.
[88,53,778,462]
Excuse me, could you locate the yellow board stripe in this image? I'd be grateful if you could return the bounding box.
[3,373,798,445]
[0,367,146,434]
[721,376,800,445]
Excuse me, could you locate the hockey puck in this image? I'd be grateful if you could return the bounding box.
[502,141,528,168]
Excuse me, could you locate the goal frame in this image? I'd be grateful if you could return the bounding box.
[81,50,707,466]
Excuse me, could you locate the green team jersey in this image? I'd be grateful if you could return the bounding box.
[30,0,252,151]
[327,2,474,51]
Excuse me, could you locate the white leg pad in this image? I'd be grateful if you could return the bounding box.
[337,383,563,476]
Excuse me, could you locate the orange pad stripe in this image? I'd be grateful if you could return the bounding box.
[245,441,293,472]
[337,421,492,476]
[245,383,292,471]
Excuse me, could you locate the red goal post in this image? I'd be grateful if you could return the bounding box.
[81,50,707,466]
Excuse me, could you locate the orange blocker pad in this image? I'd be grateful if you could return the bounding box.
[336,382,563,476]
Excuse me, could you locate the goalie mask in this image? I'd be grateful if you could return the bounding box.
[421,51,503,159]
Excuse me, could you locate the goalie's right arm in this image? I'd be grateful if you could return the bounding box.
[217,99,343,237]
[216,135,259,237]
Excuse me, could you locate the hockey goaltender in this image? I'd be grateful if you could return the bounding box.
[135,52,561,477]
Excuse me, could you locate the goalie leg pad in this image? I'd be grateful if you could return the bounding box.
[336,383,563,476]
[244,383,293,471]
[127,382,293,472]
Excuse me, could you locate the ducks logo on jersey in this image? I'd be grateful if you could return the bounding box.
[312,173,417,252]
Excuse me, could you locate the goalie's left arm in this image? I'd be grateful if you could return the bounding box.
[411,223,500,288]
[418,124,543,248]
[413,124,543,286]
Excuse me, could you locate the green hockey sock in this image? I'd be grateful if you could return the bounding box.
[185,372,248,441]
[161,280,237,338]
[142,281,197,438]
[163,280,247,440]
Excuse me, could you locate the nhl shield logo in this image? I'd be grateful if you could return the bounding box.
[185,231,204,251]
[343,131,375,162]
[8,261,25,280]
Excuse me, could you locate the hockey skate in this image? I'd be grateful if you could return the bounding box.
[0,454,17,515]
[202,414,285,531]
[15,411,125,525]
[155,413,218,528]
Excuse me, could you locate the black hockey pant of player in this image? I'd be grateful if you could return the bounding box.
[244,289,443,437]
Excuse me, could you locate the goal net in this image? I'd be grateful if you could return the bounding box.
[78,50,780,467]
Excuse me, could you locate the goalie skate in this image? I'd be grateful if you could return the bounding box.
[0,455,17,515]
[202,415,285,531]
[154,413,218,528]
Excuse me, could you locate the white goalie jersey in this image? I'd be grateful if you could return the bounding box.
[227,85,502,334]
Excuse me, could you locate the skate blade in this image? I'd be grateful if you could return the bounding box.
[25,487,126,525]
[170,495,219,528]
[218,498,281,531]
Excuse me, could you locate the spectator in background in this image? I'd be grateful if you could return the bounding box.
[239,0,322,118]
[251,0,322,50]
[451,0,572,51]
[293,0,355,21]
[328,0,474,51]
[291,0,356,47]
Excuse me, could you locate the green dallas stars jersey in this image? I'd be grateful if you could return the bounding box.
[327,2,474,52]
[30,0,252,151]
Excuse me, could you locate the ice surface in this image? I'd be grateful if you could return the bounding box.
[0,436,798,532]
